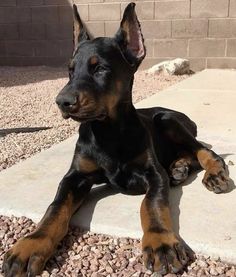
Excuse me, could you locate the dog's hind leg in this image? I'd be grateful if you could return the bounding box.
[169,153,201,185]
[154,112,229,193]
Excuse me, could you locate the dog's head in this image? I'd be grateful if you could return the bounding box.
[56,2,146,122]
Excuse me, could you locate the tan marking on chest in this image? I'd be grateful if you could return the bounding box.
[79,156,99,173]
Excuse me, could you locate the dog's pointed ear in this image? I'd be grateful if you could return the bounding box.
[73,4,90,53]
[115,3,146,69]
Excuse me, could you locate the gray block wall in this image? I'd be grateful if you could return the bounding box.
[0,0,236,71]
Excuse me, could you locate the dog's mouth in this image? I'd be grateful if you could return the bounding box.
[61,111,107,122]
[71,113,107,122]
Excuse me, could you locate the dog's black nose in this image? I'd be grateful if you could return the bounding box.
[56,94,77,111]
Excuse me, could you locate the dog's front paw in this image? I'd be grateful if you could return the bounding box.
[202,167,229,194]
[3,235,53,277]
[142,232,188,275]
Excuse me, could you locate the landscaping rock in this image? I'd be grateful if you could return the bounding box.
[147,58,190,75]
[0,215,235,277]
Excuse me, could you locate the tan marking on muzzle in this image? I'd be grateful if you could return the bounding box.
[79,93,91,107]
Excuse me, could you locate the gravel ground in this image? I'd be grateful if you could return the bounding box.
[1,67,235,276]
[0,215,235,277]
[0,66,188,171]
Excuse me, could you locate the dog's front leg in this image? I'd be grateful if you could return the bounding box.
[141,169,188,275]
[3,168,94,277]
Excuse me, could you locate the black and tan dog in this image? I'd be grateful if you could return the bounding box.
[3,3,230,276]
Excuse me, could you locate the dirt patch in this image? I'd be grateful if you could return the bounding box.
[0,66,188,171]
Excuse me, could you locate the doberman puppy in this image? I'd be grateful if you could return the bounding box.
[3,3,230,276]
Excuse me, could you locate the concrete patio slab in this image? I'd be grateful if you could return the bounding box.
[0,69,236,264]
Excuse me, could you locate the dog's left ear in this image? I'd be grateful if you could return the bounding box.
[115,3,146,69]
[73,4,90,54]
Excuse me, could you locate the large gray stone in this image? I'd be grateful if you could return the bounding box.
[147,58,190,75]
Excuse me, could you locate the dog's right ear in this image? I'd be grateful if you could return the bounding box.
[73,4,90,53]
[115,3,145,70]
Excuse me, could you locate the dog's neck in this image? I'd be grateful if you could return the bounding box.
[93,100,139,129]
[89,101,147,160]
[88,74,147,150]
[100,76,137,126]
[91,97,144,136]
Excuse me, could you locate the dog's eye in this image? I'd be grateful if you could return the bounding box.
[93,65,107,76]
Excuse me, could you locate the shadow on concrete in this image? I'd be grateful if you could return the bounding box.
[71,184,118,230]
[224,162,236,193]
[0,127,52,137]
[169,171,199,260]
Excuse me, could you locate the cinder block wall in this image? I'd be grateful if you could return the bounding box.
[0,0,73,66]
[0,0,236,71]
